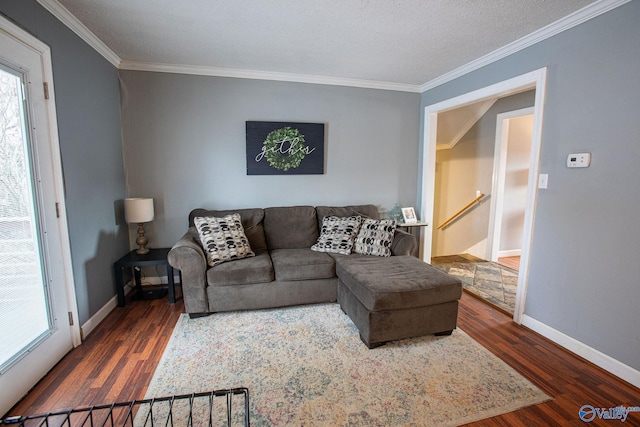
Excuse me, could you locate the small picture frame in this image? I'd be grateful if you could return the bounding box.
[401,207,417,224]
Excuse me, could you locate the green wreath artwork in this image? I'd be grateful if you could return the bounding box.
[262,127,307,171]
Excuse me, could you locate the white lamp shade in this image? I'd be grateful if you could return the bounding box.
[125,198,154,223]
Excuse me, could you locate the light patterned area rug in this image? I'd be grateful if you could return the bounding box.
[146,304,549,426]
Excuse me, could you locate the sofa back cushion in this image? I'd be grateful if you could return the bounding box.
[264,206,318,249]
[315,205,380,230]
[189,208,267,252]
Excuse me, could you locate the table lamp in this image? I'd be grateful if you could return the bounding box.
[125,198,154,254]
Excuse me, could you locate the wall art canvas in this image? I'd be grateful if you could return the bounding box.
[246,121,325,175]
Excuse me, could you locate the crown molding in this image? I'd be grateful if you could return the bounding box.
[420,0,631,92]
[119,60,422,93]
[36,0,627,93]
[36,0,121,67]
[34,0,419,93]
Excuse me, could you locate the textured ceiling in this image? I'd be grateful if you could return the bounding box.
[56,0,596,87]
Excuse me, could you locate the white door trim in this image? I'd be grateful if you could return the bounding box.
[419,68,547,324]
[0,16,81,415]
[0,17,80,348]
[488,107,535,263]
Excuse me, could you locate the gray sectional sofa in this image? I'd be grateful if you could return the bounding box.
[168,204,462,348]
[168,204,415,316]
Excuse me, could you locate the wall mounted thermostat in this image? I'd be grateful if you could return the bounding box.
[567,152,591,168]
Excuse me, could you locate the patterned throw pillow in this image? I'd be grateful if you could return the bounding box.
[354,218,397,257]
[311,215,362,255]
[194,214,255,267]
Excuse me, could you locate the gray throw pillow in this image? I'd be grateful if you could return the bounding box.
[354,218,397,257]
[311,215,362,255]
[194,213,255,266]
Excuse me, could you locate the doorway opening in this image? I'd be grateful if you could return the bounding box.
[429,104,533,315]
[419,69,547,323]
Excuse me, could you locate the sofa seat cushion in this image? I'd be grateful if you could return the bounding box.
[207,250,274,286]
[270,248,336,281]
[336,255,462,311]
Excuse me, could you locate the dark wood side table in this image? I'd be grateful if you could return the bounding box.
[114,248,176,307]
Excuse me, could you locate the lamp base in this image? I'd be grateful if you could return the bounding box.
[136,223,150,254]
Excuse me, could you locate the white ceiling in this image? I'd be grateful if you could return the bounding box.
[48,0,604,90]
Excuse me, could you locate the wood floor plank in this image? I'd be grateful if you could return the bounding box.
[4,292,639,426]
[457,294,640,426]
[497,256,520,271]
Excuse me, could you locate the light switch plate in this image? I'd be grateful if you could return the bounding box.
[538,174,548,189]
[567,152,591,168]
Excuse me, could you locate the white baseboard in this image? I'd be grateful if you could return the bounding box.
[521,314,640,389]
[80,274,180,339]
[137,274,179,286]
[498,249,521,258]
[80,283,132,339]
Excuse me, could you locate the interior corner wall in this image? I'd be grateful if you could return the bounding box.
[0,1,129,324]
[118,71,421,248]
[421,1,640,372]
[432,92,534,257]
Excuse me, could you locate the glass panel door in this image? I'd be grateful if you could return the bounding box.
[0,67,52,370]
[0,19,77,416]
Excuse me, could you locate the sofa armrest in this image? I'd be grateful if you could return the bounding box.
[168,227,209,314]
[391,229,418,256]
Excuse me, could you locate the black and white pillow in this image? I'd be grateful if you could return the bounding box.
[194,213,255,267]
[311,215,362,255]
[354,218,397,257]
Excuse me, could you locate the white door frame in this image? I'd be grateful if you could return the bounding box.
[419,68,547,323]
[487,107,535,263]
[0,16,80,415]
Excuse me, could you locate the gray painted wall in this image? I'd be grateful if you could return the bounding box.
[421,1,640,371]
[0,1,129,324]
[119,71,420,248]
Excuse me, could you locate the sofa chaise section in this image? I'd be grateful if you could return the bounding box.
[336,255,462,348]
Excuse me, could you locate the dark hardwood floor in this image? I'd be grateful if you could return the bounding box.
[5,297,184,417]
[5,292,640,426]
